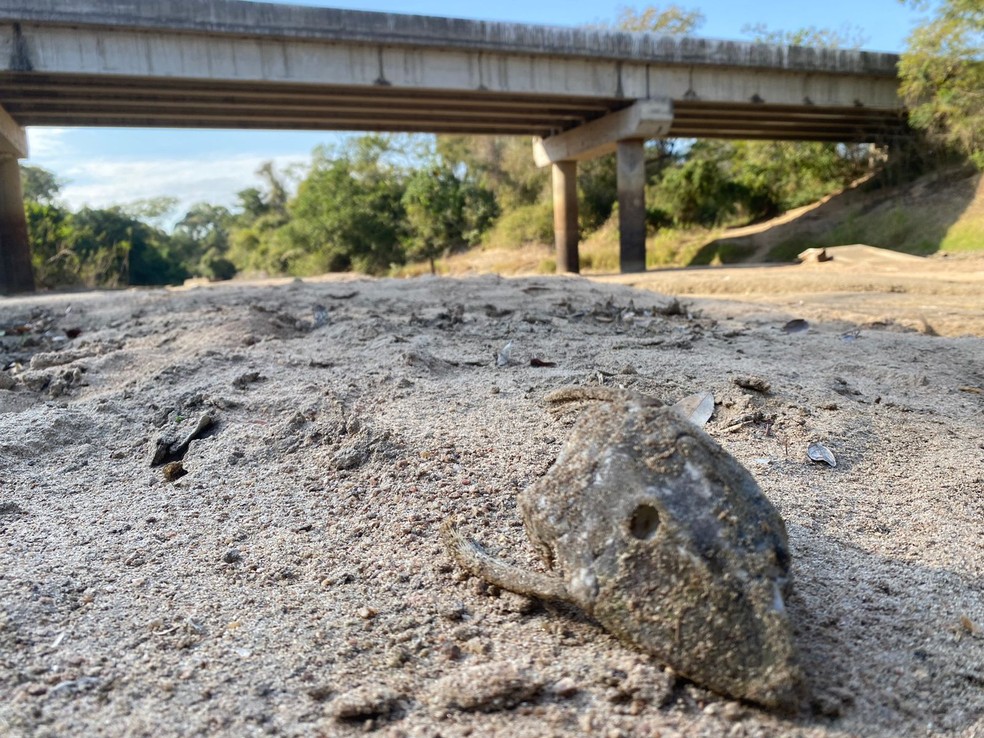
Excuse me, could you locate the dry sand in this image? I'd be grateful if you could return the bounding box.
[597,246,984,339]
[1,256,982,737]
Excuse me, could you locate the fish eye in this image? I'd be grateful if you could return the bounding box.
[629,504,660,540]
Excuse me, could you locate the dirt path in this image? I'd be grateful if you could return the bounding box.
[1,268,982,737]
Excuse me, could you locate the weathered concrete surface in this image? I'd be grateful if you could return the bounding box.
[617,140,647,274]
[0,0,901,75]
[0,0,904,139]
[0,104,25,157]
[552,161,579,274]
[0,155,33,294]
[534,100,673,166]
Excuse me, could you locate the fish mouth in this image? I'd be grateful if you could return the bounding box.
[718,578,805,711]
[594,563,805,711]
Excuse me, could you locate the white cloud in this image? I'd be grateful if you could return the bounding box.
[26,127,73,159]
[57,152,308,221]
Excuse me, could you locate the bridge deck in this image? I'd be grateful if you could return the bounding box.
[0,0,906,142]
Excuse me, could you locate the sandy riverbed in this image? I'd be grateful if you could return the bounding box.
[1,258,982,737]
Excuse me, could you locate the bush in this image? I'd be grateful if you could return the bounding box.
[484,200,554,247]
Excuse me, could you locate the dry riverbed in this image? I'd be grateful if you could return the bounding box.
[1,264,982,737]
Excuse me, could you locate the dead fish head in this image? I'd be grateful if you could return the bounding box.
[519,395,804,709]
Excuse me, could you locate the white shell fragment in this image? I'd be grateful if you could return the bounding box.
[496,341,513,368]
[807,442,837,467]
[672,391,715,427]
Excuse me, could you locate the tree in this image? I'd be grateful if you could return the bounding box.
[612,4,705,34]
[119,196,179,228]
[256,161,290,215]
[69,207,187,287]
[175,203,236,280]
[269,136,407,275]
[740,22,868,48]
[402,165,497,273]
[25,201,77,287]
[21,164,63,204]
[236,187,269,220]
[898,0,984,167]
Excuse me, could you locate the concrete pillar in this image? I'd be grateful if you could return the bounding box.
[617,138,646,274]
[552,160,579,274]
[0,155,34,294]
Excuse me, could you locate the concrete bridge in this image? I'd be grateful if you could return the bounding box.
[0,0,906,293]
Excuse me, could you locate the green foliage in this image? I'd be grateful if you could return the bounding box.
[653,156,738,226]
[119,196,179,227]
[271,137,407,275]
[22,164,192,288]
[256,161,290,214]
[26,201,78,288]
[578,155,618,232]
[236,187,270,220]
[436,135,548,211]
[173,202,236,280]
[649,140,869,228]
[898,0,984,167]
[402,165,497,273]
[730,141,870,210]
[484,200,555,247]
[69,207,188,287]
[740,22,869,48]
[21,165,63,204]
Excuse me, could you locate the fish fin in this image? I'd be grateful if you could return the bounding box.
[440,518,571,603]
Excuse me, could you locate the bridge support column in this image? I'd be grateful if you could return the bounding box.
[617,139,646,274]
[0,104,33,295]
[533,100,671,275]
[0,156,33,295]
[552,160,579,274]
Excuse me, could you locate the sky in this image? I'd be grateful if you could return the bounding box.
[24,0,924,224]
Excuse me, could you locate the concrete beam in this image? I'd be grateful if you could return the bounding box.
[0,1,901,77]
[0,104,27,158]
[617,139,647,274]
[533,100,673,166]
[0,23,904,112]
[552,161,579,274]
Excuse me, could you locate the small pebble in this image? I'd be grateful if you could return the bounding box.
[721,701,745,721]
[439,601,468,621]
[222,548,242,564]
[550,677,579,699]
[437,641,462,661]
[330,685,400,720]
[426,661,542,713]
[308,684,334,702]
[332,447,365,470]
[162,462,187,481]
[733,375,771,393]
